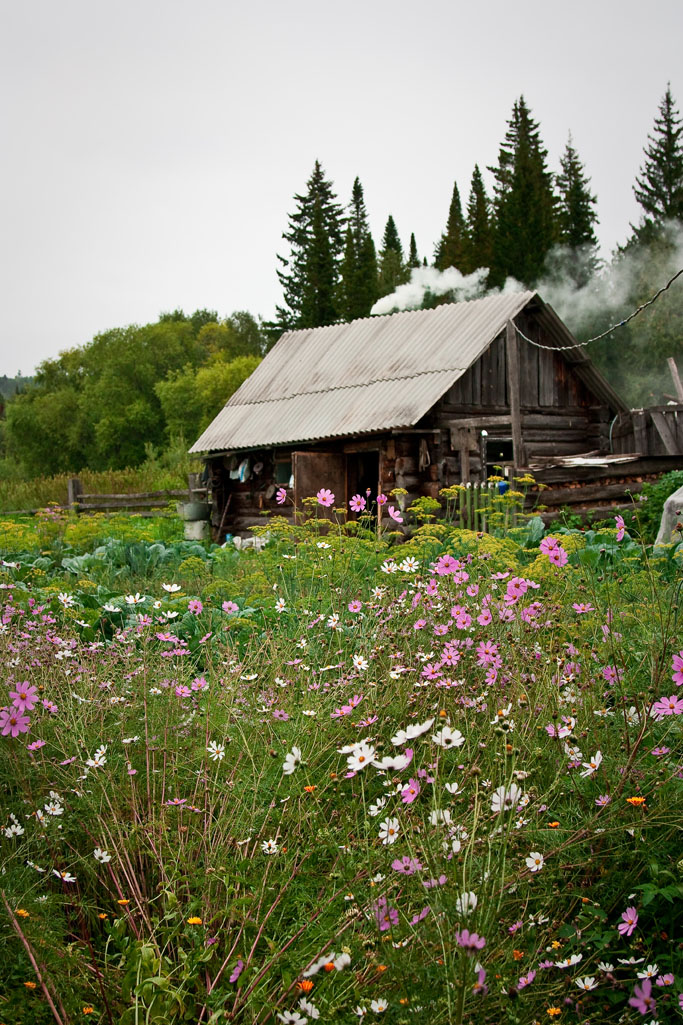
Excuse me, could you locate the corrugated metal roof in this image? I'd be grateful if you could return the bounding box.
[190,291,537,453]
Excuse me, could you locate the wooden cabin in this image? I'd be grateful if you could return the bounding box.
[190,291,641,539]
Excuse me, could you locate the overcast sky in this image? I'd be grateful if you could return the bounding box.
[2,0,682,377]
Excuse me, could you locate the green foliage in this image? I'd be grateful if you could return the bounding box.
[489,96,558,287]
[555,135,600,287]
[337,177,378,321]
[275,160,345,330]
[377,215,408,298]
[434,181,467,271]
[463,164,493,274]
[155,355,260,442]
[633,84,683,234]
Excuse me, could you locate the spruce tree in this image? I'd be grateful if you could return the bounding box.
[463,164,493,274]
[275,161,345,330]
[488,97,558,287]
[338,177,378,321]
[555,135,600,287]
[407,233,421,269]
[633,85,683,236]
[434,182,467,270]
[377,215,408,297]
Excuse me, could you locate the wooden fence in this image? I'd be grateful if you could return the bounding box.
[66,476,206,516]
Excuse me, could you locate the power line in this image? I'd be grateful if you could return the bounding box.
[513,267,683,352]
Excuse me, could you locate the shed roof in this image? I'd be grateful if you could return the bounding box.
[190,291,624,453]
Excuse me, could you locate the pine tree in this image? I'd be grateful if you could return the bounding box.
[434,182,467,270]
[337,177,378,321]
[462,164,493,274]
[275,161,345,330]
[377,215,408,297]
[488,97,558,287]
[555,135,600,287]
[407,233,421,269]
[633,85,683,236]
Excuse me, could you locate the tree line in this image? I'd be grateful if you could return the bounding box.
[273,89,683,406]
[2,88,682,479]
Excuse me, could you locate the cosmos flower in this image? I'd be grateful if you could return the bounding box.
[525,852,544,872]
[276,487,287,505]
[316,488,335,507]
[490,783,523,814]
[617,906,638,937]
[378,818,400,845]
[432,725,464,749]
[349,494,366,512]
[283,746,302,775]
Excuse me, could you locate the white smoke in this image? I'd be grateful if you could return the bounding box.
[370,266,490,315]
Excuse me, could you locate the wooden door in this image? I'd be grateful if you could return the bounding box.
[293,451,347,519]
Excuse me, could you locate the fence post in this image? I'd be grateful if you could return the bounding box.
[67,477,82,512]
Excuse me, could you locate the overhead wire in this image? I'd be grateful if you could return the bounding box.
[512,267,683,352]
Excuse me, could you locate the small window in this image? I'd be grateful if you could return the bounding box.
[275,460,292,485]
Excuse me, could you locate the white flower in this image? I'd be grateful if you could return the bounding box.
[301,709,316,717]
[432,725,464,749]
[429,808,452,826]
[4,822,25,838]
[93,848,111,863]
[347,741,375,772]
[352,654,368,671]
[575,976,598,990]
[378,817,400,845]
[391,718,434,746]
[124,593,145,605]
[103,602,121,613]
[455,890,477,916]
[380,560,398,573]
[299,997,320,1019]
[525,851,544,872]
[85,745,107,769]
[444,781,460,794]
[490,783,522,814]
[370,999,388,1013]
[275,597,287,613]
[162,583,181,592]
[52,869,77,883]
[277,1013,307,1024]
[283,746,302,775]
[261,838,279,855]
[207,741,225,762]
[163,610,179,620]
[636,964,659,979]
[597,962,614,972]
[555,953,583,968]
[580,751,603,777]
[57,592,75,608]
[368,797,387,817]
[316,541,331,549]
[122,736,140,745]
[44,801,64,816]
[372,753,411,771]
[399,557,419,572]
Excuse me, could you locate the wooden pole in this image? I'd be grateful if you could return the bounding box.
[505,321,526,472]
[667,357,683,402]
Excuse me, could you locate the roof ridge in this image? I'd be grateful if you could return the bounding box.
[227,365,463,407]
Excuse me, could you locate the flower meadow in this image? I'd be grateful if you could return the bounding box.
[0,499,682,1024]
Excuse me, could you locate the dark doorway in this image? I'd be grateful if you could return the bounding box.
[346,450,380,514]
[485,438,513,479]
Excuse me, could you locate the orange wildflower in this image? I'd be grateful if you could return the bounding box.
[98,913,108,920]
[303,785,316,793]
[24,981,37,989]
[298,979,314,993]
[547,1009,562,1017]
[15,909,29,918]
[548,821,560,828]
[83,1009,95,1015]
[324,962,335,972]
[117,899,130,906]
[512,949,524,960]
[626,796,646,806]
[187,917,203,925]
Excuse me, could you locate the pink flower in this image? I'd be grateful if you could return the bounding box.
[275,487,287,505]
[229,959,244,983]
[392,855,422,875]
[9,683,39,712]
[671,650,683,687]
[388,505,403,523]
[188,599,203,615]
[316,488,335,507]
[547,546,568,567]
[615,514,626,541]
[455,929,486,952]
[539,535,559,554]
[222,600,239,614]
[348,600,362,613]
[517,970,536,989]
[573,602,595,614]
[374,896,398,932]
[0,708,30,737]
[652,694,683,717]
[435,554,460,576]
[628,977,657,1016]
[376,492,387,505]
[617,905,638,937]
[349,494,366,512]
[401,778,421,804]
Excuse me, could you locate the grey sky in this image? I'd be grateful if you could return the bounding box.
[2,0,682,376]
